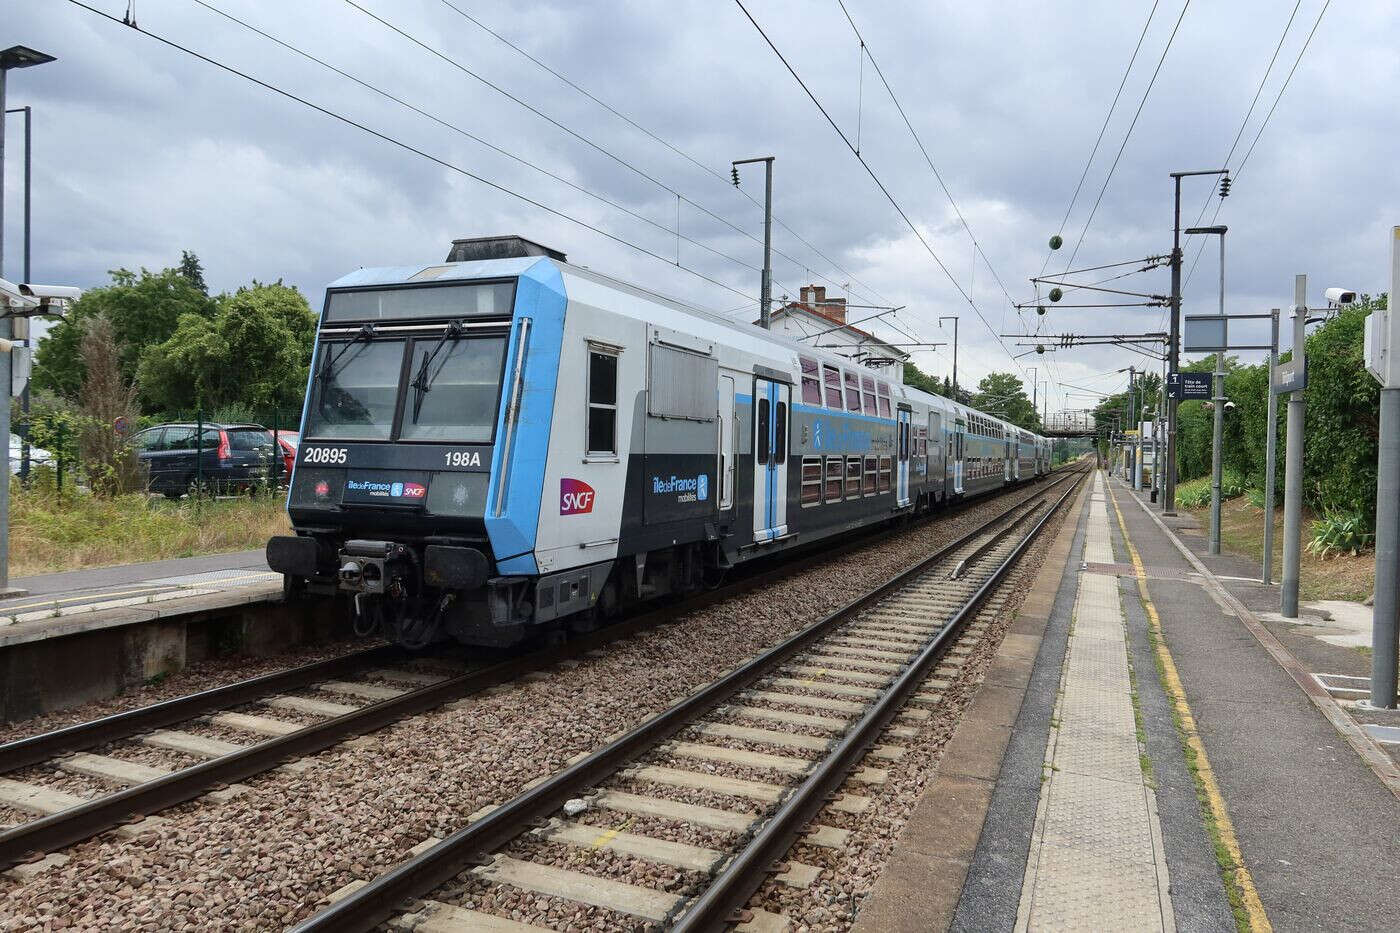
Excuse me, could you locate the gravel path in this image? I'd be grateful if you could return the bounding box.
[0,480,1063,930]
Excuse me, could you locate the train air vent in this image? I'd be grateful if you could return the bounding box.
[445,236,566,263]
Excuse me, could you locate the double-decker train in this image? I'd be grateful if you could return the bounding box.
[267,236,1052,647]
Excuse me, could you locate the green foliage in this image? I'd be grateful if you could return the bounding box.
[135,280,315,424]
[1307,509,1375,558]
[34,262,216,398]
[1171,298,1387,530]
[972,371,1041,430]
[902,360,941,395]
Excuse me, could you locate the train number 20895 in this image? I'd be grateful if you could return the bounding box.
[303,447,349,464]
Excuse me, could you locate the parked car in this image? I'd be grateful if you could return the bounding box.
[8,433,53,474]
[268,429,299,480]
[129,422,275,498]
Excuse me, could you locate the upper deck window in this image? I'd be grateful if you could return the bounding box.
[822,365,843,408]
[844,371,862,413]
[325,281,515,323]
[800,357,822,405]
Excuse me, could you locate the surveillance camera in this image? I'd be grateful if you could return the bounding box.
[1224,400,1237,410]
[1324,287,1356,306]
[0,277,37,309]
[19,283,83,303]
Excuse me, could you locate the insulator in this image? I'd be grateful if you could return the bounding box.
[731,166,740,187]
[1219,176,1231,198]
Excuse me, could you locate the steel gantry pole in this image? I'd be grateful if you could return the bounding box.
[1370,229,1400,708]
[1281,275,1307,618]
[1262,309,1280,585]
[731,156,774,328]
[1210,231,1227,555]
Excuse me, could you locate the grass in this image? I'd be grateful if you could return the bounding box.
[1185,494,1375,602]
[10,483,291,577]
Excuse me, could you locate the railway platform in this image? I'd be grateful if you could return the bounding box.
[856,470,1400,932]
[1,550,340,722]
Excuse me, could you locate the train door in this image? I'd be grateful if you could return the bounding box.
[718,375,736,511]
[953,419,965,495]
[1010,436,1019,481]
[752,377,789,543]
[928,411,944,501]
[897,408,911,507]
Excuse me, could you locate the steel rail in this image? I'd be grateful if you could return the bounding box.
[0,643,401,773]
[292,465,1088,932]
[0,466,1077,871]
[673,469,1085,930]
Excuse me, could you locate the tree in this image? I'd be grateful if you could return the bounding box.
[178,250,208,295]
[902,360,941,395]
[136,280,316,421]
[33,262,216,399]
[972,372,1040,430]
[75,315,146,497]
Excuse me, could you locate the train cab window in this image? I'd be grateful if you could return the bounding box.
[844,372,862,413]
[403,335,508,442]
[824,456,844,501]
[587,350,618,456]
[306,338,405,440]
[861,376,877,416]
[800,357,822,405]
[845,456,862,497]
[863,456,878,495]
[877,382,892,418]
[801,457,823,505]
[823,365,843,408]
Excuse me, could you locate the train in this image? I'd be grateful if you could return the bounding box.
[266,236,1053,648]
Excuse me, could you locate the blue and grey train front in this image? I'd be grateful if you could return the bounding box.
[266,238,567,648]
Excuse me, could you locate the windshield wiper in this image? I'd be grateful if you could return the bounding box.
[316,323,376,387]
[410,320,464,419]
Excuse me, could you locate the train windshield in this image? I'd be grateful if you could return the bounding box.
[402,336,507,442]
[305,339,405,440]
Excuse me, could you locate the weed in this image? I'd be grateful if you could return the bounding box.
[1307,508,1374,559]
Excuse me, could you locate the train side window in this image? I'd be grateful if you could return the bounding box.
[844,372,862,413]
[774,400,788,464]
[824,456,844,501]
[845,456,862,497]
[801,457,823,505]
[756,396,771,466]
[861,375,877,416]
[823,365,843,408]
[863,456,877,495]
[800,357,822,405]
[877,382,892,418]
[878,457,893,493]
[587,350,618,456]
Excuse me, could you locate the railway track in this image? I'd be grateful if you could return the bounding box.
[0,469,1076,874]
[294,464,1089,932]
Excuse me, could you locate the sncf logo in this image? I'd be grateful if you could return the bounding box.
[560,478,596,515]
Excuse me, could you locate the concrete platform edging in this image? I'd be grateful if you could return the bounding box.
[1118,482,1400,801]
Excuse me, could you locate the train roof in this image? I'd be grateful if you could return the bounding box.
[324,255,1047,444]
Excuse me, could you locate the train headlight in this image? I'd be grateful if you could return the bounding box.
[425,472,489,518]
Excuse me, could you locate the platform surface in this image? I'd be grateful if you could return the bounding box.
[856,467,1400,932]
[2,549,277,640]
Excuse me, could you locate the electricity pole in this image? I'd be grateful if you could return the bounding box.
[1281,274,1307,618]
[1166,169,1229,515]
[732,156,774,328]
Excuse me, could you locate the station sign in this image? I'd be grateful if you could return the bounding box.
[1167,371,1211,400]
[1272,358,1307,395]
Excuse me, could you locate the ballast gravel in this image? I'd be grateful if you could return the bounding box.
[0,480,1063,929]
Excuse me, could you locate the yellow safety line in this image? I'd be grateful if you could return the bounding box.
[1105,477,1271,933]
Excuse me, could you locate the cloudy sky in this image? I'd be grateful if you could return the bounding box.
[5,0,1395,415]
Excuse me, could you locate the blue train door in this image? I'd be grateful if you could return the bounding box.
[752,378,789,543]
[897,408,911,507]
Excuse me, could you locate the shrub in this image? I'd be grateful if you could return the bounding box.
[1307,509,1374,559]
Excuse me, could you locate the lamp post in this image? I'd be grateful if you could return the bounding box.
[1,45,56,597]
[6,105,31,481]
[1185,225,1228,554]
[939,316,959,398]
[731,157,774,328]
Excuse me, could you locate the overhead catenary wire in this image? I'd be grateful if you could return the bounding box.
[734,0,1032,386]
[1039,0,1161,280]
[187,0,765,280]
[433,0,891,310]
[1059,0,1192,275]
[65,0,760,305]
[1183,0,1329,289]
